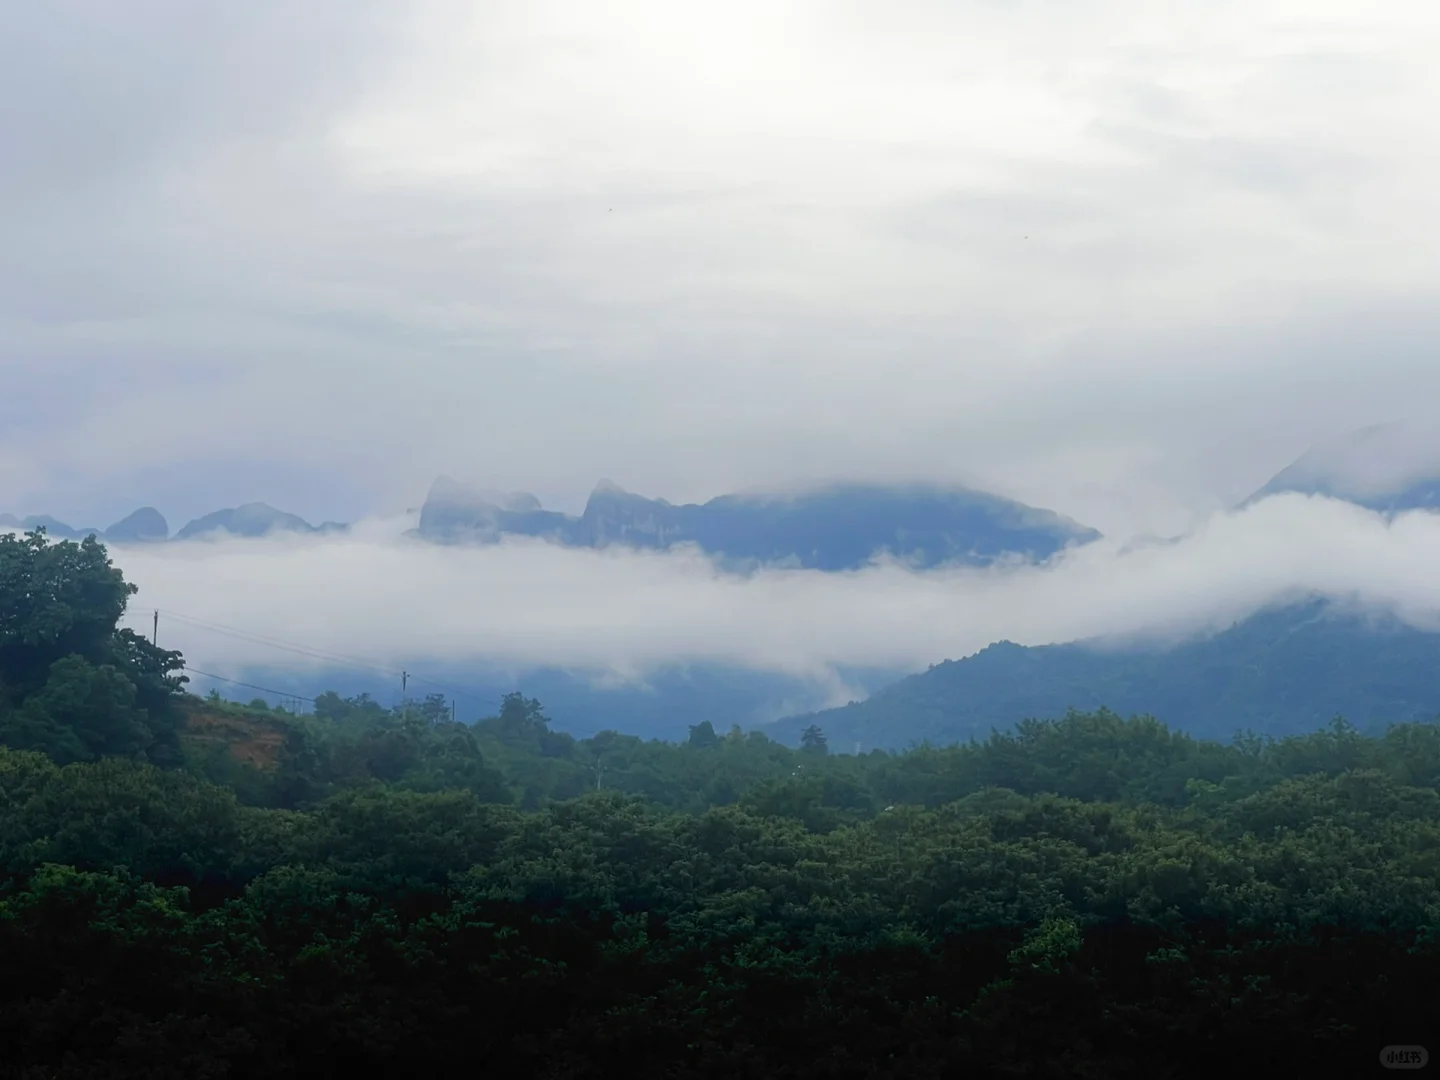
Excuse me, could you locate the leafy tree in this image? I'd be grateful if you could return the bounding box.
[360,723,422,782]
[416,692,451,726]
[0,530,134,697]
[687,720,721,748]
[483,692,549,740]
[313,690,389,725]
[0,532,185,766]
[12,655,152,763]
[109,628,187,710]
[800,724,828,755]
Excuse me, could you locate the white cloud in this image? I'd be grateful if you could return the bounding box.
[107,495,1440,692]
[1258,418,1440,499]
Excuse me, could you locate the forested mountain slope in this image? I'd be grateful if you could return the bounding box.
[768,599,1440,749]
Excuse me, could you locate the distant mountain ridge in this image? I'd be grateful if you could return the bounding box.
[16,419,1436,557]
[173,504,349,541]
[0,514,107,541]
[0,503,349,544]
[3,475,1098,567]
[417,476,1101,570]
[764,599,1440,750]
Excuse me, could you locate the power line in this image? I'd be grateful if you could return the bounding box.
[155,610,402,677]
[155,608,469,698]
[182,666,318,703]
[138,607,495,713]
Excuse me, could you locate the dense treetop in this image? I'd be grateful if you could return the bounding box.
[0,530,187,766]
[0,529,1434,1076]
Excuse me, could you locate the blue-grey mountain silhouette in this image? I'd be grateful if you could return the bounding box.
[175,503,348,540]
[104,507,169,543]
[417,476,1100,570]
[764,599,1440,750]
[0,514,101,540]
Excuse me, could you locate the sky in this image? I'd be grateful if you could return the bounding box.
[6,2,1440,538]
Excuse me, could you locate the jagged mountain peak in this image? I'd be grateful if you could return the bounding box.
[418,475,1100,570]
[585,478,661,510]
[105,507,169,542]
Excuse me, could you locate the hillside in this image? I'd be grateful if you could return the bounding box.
[766,599,1440,749]
[417,476,1101,570]
[180,698,293,770]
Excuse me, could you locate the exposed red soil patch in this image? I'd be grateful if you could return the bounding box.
[183,706,290,771]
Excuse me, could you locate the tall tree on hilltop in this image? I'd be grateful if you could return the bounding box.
[688,720,721,749]
[0,531,134,696]
[801,724,829,755]
[0,530,187,765]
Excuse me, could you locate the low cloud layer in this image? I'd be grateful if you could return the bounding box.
[105,495,1440,697]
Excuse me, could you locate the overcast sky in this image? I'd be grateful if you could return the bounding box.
[6,1,1440,538]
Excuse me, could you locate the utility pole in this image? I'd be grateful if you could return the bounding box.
[401,671,409,722]
[451,700,456,725]
[152,610,159,647]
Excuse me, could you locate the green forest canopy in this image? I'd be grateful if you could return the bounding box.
[0,529,1435,1077]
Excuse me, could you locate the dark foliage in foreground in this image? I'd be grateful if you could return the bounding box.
[0,531,1435,1077]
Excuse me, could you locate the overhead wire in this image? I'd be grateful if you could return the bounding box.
[117,615,316,706]
[156,610,402,677]
[126,606,497,713]
[157,608,478,699]
[182,667,317,704]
